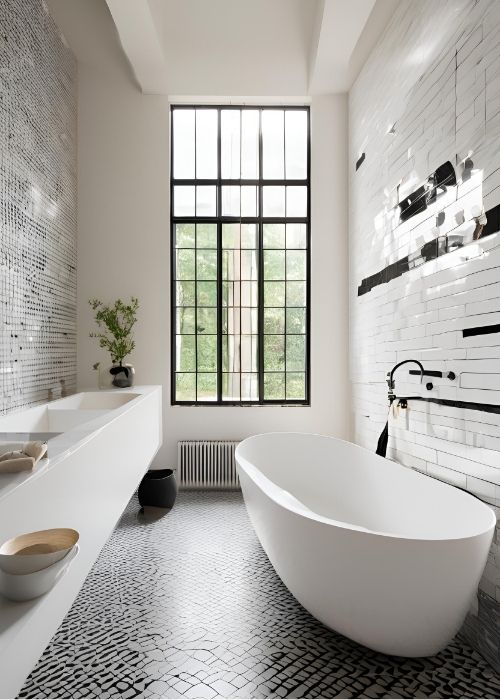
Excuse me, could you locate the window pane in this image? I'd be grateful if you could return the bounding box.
[241,250,258,280]
[176,281,195,306]
[197,373,217,401]
[197,223,217,248]
[286,250,306,280]
[264,335,285,370]
[241,186,258,217]
[221,110,240,179]
[222,249,239,280]
[264,281,285,306]
[242,373,258,400]
[197,335,217,372]
[286,307,306,334]
[174,186,195,216]
[223,335,239,372]
[241,224,258,249]
[286,281,306,307]
[176,335,196,371]
[197,308,217,334]
[173,109,195,179]
[176,223,195,248]
[241,335,258,372]
[222,186,240,216]
[177,307,196,334]
[286,372,305,400]
[263,224,285,249]
[222,223,239,249]
[286,223,306,249]
[196,186,216,216]
[196,109,218,179]
[286,186,307,217]
[264,308,285,334]
[241,110,259,178]
[263,186,285,217]
[176,373,196,401]
[286,335,305,370]
[285,110,307,179]
[264,250,285,280]
[223,372,240,401]
[241,308,258,334]
[197,249,217,280]
[262,110,284,178]
[197,281,217,306]
[264,373,285,400]
[176,249,195,280]
[241,281,257,307]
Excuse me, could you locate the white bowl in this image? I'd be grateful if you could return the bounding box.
[0,544,79,602]
[0,528,79,575]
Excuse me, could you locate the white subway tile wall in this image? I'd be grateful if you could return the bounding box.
[0,0,77,414]
[350,0,500,669]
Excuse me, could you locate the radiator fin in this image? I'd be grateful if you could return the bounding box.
[177,440,241,489]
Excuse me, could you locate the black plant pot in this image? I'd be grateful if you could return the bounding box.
[138,469,178,509]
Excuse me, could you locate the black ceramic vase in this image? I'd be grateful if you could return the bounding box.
[138,469,178,509]
[110,363,135,388]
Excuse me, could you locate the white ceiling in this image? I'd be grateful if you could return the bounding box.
[48,0,398,97]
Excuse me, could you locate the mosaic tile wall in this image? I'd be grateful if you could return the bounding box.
[349,0,500,672]
[0,0,77,413]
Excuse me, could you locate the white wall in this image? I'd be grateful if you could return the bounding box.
[75,1,350,468]
[350,0,500,668]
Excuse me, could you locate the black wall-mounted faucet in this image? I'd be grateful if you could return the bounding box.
[387,359,425,401]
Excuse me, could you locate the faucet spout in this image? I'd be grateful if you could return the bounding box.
[387,359,424,397]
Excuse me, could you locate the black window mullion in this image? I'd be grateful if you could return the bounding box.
[194,111,198,401]
[283,110,287,401]
[257,109,264,403]
[306,108,311,404]
[216,108,223,402]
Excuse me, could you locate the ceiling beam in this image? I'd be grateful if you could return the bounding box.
[105,0,168,94]
[309,0,377,94]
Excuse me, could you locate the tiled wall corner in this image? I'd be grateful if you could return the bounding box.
[0,0,77,413]
[350,0,500,670]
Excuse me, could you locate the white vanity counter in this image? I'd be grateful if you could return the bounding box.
[0,386,162,698]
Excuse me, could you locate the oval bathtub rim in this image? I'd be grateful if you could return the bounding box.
[235,432,497,544]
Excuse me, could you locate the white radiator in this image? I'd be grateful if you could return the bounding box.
[177,440,241,489]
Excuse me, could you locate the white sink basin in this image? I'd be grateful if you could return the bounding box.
[52,392,139,410]
[0,392,139,434]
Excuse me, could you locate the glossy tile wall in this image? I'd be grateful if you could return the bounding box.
[0,0,77,414]
[350,0,500,670]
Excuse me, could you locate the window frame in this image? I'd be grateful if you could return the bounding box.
[170,104,311,406]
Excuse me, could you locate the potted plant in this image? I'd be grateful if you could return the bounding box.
[89,297,139,388]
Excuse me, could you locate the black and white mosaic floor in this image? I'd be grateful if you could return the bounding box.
[20,492,500,699]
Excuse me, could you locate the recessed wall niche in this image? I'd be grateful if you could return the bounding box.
[0,0,77,413]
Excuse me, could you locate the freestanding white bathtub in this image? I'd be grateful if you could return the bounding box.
[235,432,496,658]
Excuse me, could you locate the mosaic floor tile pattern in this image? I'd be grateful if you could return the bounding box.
[20,492,500,699]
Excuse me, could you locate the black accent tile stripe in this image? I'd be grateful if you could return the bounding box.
[463,324,500,338]
[358,202,500,297]
[355,152,365,171]
[396,395,500,415]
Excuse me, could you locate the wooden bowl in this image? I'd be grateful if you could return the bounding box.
[0,528,79,575]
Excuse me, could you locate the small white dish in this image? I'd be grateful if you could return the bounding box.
[0,528,79,575]
[0,544,79,602]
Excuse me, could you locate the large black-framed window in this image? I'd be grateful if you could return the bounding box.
[171,105,310,405]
